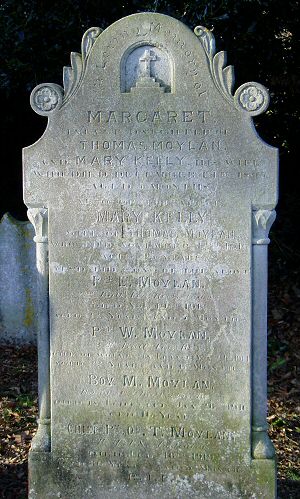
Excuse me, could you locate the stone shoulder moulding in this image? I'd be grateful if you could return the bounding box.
[30,27,102,116]
[194,26,269,115]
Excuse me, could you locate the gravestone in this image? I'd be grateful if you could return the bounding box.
[24,13,278,498]
[0,214,37,344]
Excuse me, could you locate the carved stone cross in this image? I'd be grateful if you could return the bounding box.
[139,49,157,77]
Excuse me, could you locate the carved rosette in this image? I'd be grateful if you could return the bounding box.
[27,208,48,243]
[252,209,276,245]
[30,84,63,116]
[235,82,269,116]
[30,26,102,115]
[194,26,270,116]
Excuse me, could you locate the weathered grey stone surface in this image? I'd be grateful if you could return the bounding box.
[0,213,37,343]
[24,13,278,498]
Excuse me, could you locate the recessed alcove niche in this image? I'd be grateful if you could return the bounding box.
[121,44,173,93]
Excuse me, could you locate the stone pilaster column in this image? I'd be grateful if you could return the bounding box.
[252,209,276,459]
[27,208,50,451]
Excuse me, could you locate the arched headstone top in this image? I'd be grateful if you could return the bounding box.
[30,13,270,119]
[25,12,278,211]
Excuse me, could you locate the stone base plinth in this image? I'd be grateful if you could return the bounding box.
[29,451,276,499]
